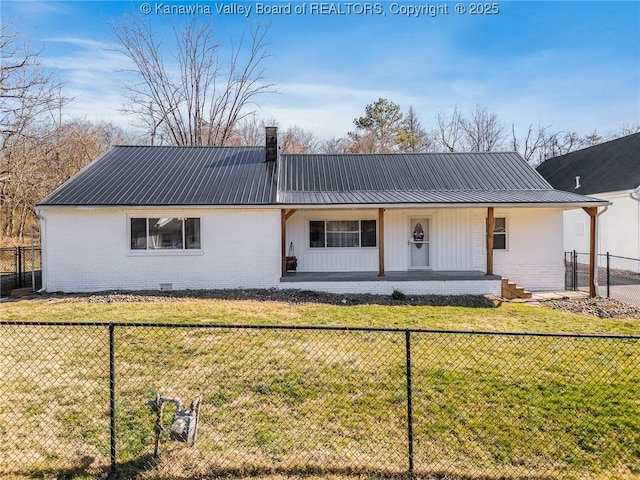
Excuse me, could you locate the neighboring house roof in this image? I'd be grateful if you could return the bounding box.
[40,146,277,206]
[39,146,606,207]
[536,133,640,195]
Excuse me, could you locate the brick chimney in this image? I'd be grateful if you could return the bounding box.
[265,126,278,163]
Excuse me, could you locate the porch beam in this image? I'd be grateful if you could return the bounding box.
[378,208,385,277]
[582,206,598,297]
[486,207,494,275]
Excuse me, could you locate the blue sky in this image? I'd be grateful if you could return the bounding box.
[2,0,639,141]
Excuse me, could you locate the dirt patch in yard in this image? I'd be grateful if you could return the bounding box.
[8,289,640,318]
[7,288,501,308]
[543,296,640,319]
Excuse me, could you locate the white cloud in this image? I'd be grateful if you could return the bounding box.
[44,37,129,72]
[3,1,73,20]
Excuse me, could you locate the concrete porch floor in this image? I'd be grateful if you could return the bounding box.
[280,270,501,282]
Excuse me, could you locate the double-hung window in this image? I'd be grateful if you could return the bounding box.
[131,217,201,250]
[309,220,377,248]
[493,217,507,250]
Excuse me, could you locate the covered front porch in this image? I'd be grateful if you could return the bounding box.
[279,205,601,297]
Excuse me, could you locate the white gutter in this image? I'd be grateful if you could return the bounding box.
[35,201,611,211]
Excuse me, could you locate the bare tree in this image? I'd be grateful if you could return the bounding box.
[434,107,463,152]
[319,137,347,154]
[0,24,71,239]
[227,114,271,146]
[112,16,274,146]
[459,105,507,152]
[0,24,69,146]
[279,126,320,154]
[2,118,131,239]
[511,123,549,164]
[620,124,640,136]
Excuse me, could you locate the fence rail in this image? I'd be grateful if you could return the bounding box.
[565,250,640,305]
[0,245,41,295]
[1,321,638,479]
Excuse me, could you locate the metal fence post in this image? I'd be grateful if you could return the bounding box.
[572,250,578,291]
[109,324,117,476]
[606,252,610,298]
[405,330,414,477]
[31,228,36,291]
[17,247,23,289]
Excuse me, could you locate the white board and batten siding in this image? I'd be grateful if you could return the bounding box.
[286,208,476,272]
[40,208,281,292]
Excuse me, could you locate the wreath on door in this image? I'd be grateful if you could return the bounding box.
[413,223,425,249]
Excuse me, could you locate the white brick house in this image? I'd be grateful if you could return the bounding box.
[37,129,607,296]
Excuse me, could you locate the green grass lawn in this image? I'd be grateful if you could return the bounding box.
[1,297,639,480]
[3,296,640,333]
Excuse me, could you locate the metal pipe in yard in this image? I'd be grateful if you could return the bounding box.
[109,324,117,476]
[405,330,414,477]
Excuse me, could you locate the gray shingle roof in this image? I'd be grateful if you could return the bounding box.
[39,147,606,207]
[40,146,277,206]
[536,133,640,195]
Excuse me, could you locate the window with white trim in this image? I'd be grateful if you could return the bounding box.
[493,217,507,250]
[309,220,377,248]
[131,218,201,250]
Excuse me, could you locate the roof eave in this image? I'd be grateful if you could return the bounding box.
[37,200,611,210]
[264,200,612,209]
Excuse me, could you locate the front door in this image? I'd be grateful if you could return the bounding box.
[409,218,430,268]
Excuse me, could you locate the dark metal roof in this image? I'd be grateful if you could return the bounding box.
[278,189,604,205]
[536,133,640,195]
[280,152,553,191]
[39,146,277,206]
[39,147,606,207]
[278,152,605,206]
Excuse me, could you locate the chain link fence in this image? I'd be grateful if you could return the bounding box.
[604,254,640,306]
[0,246,41,296]
[1,322,638,480]
[565,251,640,306]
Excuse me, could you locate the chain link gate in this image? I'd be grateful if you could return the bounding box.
[0,246,41,296]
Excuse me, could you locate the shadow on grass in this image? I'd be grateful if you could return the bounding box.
[16,453,567,480]
[7,288,503,308]
[97,456,556,480]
